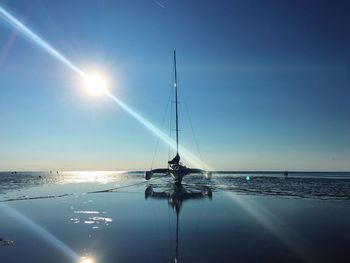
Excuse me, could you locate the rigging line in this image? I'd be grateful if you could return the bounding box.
[179,88,205,170]
[168,80,174,161]
[169,51,178,160]
[0,193,71,203]
[87,175,168,193]
[150,85,173,169]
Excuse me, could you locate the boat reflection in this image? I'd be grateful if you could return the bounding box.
[145,184,213,262]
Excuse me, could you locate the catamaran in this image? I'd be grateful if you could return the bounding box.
[145,51,211,185]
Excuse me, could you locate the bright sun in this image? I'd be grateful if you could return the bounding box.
[79,256,95,263]
[83,73,107,96]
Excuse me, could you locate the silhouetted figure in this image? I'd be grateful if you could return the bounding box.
[284,170,288,177]
[168,153,180,165]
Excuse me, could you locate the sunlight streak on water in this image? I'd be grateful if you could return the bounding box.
[0,203,79,261]
[223,192,317,262]
[0,6,318,261]
[79,256,95,263]
[60,171,124,184]
[211,176,319,263]
[71,209,112,229]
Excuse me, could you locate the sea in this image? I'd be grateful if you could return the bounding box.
[0,171,349,262]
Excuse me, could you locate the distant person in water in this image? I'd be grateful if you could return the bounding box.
[284,170,288,176]
[0,237,13,246]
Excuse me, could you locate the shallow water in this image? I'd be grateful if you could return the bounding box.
[0,172,350,262]
[1,171,350,202]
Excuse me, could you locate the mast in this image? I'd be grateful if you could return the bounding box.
[174,50,179,154]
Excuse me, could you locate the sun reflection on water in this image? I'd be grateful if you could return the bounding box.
[79,256,95,263]
[59,171,127,184]
[71,210,113,229]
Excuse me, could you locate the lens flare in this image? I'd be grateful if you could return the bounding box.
[79,256,95,263]
[211,176,317,262]
[0,5,211,171]
[0,203,79,261]
[103,90,209,170]
[0,6,85,77]
[0,5,317,262]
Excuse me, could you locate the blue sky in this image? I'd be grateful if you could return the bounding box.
[0,0,349,171]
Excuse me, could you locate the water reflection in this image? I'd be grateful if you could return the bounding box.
[145,184,213,262]
[2,171,350,203]
[71,210,112,229]
[60,171,127,185]
[79,256,95,263]
[0,171,141,202]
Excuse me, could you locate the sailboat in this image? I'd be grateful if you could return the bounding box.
[145,51,211,185]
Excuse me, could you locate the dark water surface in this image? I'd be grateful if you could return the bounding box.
[0,171,349,262]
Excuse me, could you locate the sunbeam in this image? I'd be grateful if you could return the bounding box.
[0,6,84,76]
[103,90,208,169]
[0,203,79,261]
[223,192,316,262]
[0,5,210,171]
[1,8,312,261]
[210,174,319,263]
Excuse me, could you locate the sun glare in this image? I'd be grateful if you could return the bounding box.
[79,256,95,263]
[83,73,107,96]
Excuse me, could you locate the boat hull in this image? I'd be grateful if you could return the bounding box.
[145,166,211,184]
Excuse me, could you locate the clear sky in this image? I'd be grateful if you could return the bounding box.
[0,0,349,171]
